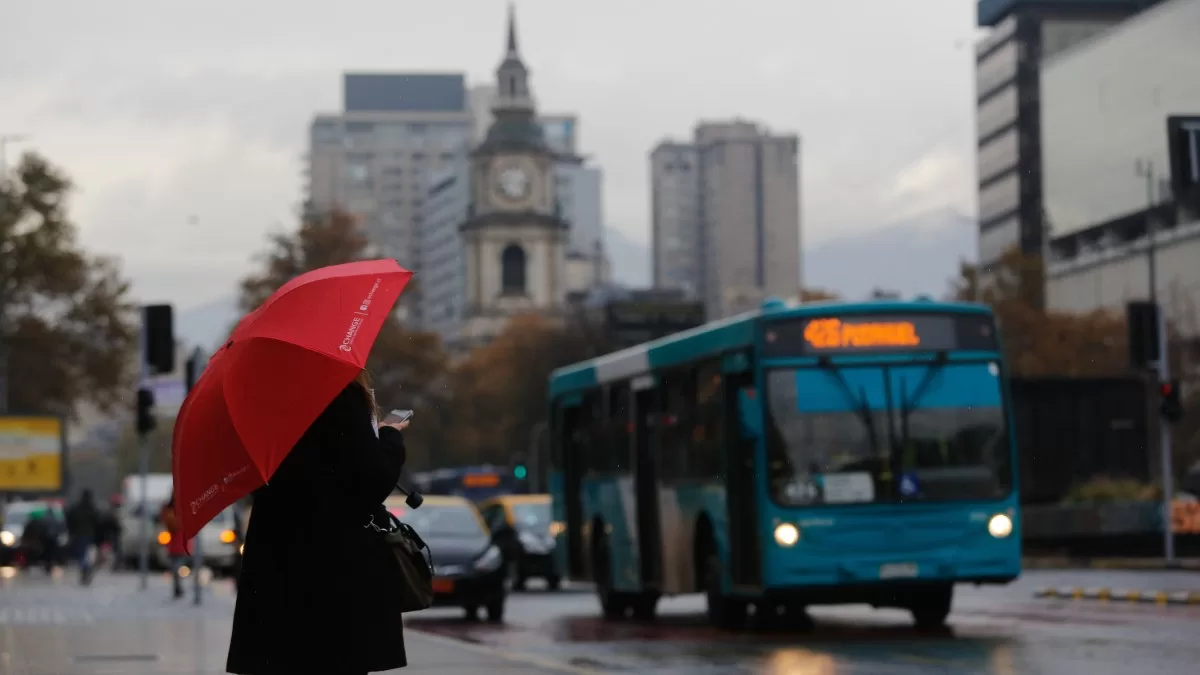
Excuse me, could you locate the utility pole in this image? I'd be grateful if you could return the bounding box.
[186,347,205,605]
[1136,159,1175,564]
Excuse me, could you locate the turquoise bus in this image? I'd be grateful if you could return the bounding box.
[547,298,1019,628]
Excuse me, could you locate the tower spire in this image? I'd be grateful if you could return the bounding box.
[506,3,519,58]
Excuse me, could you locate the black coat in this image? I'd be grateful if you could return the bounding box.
[227,384,409,675]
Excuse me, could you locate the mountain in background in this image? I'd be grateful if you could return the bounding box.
[804,208,976,299]
[176,210,974,348]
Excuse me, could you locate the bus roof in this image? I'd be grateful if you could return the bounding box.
[549,297,993,397]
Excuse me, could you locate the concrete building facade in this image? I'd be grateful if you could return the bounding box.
[650,120,802,320]
[973,0,1159,271]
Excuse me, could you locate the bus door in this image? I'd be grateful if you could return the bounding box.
[632,374,663,589]
[725,368,762,587]
[555,399,586,577]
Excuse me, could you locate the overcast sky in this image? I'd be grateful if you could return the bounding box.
[2,0,982,310]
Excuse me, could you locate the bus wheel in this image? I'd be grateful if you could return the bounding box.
[631,593,659,621]
[705,553,746,630]
[593,531,630,620]
[909,584,953,628]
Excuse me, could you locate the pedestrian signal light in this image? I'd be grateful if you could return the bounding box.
[514,465,528,480]
[1160,379,1183,423]
[136,387,156,435]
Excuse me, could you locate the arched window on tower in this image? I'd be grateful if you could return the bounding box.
[508,75,518,97]
[501,244,527,295]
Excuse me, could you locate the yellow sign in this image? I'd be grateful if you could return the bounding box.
[803,318,921,350]
[0,416,64,492]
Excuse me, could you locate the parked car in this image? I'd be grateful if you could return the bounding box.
[385,494,507,621]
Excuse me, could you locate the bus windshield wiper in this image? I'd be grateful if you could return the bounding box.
[817,357,880,453]
[897,351,949,444]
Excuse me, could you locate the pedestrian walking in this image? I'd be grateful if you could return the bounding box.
[159,494,188,599]
[65,490,101,585]
[226,371,411,674]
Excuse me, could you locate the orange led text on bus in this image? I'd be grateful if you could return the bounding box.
[803,319,922,349]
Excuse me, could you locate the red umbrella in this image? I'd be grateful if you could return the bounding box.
[171,259,413,541]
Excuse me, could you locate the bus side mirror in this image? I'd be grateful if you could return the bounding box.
[738,389,763,440]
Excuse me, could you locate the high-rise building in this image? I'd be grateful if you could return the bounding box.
[974,0,1159,271]
[650,120,802,320]
[305,73,475,273]
[649,142,701,295]
[416,160,471,344]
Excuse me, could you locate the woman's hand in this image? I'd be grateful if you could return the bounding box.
[381,419,409,432]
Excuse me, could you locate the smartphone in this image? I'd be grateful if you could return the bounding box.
[383,409,414,424]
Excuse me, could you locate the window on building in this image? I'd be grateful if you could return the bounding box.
[501,244,527,294]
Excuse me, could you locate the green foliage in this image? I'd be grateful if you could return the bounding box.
[0,153,138,416]
[1061,476,1161,504]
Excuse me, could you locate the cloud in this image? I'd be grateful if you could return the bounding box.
[2,0,979,308]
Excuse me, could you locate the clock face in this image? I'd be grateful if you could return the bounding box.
[496,166,531,200]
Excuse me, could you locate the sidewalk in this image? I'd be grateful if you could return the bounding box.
[0,571,591,674]
[0,621,589,674]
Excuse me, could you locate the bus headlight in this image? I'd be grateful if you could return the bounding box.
[988,514,1013,539]
[774,523,800,547]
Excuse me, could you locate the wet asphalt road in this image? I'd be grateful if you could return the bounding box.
[407,570,1200,674]
[3,567,1199,674]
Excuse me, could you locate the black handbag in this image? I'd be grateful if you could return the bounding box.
[366,510,434,613]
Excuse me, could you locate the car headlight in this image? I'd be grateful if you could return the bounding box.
[519,530,549,553]
[474,545,503,572]
[774,523,800,547]
[988,513,1013,539]
[0,530,14,547]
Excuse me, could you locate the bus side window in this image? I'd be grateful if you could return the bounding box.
[581,391,602,477]
[692,359,724,480]
[661,369,697,483]
[607,382,632,472]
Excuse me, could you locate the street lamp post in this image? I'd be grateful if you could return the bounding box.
[1135,158,1175,565]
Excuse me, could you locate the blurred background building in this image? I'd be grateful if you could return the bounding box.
[649,120,802,321]
[973,0,1161,275]
[1039,0,1200,341]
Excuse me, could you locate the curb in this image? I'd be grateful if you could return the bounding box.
[1034,587,1200,605]
[1024,557,1200,571]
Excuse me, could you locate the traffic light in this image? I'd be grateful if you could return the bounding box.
[136,387,156,435]
[513,464,528,480]
[1160,380,1183,423]
[143,304,175,375]
[1127,301,1161,369]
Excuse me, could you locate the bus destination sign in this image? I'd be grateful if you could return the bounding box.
[762,313,997,357]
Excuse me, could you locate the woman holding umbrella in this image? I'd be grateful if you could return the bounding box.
[226,370,411,674]
[169,259,419,675]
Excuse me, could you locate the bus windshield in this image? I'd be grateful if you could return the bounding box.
[764,363,1012,506]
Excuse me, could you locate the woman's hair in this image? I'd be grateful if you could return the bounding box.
[352,369,379,418]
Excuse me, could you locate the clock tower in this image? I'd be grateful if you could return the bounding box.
[459,5,569,344]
